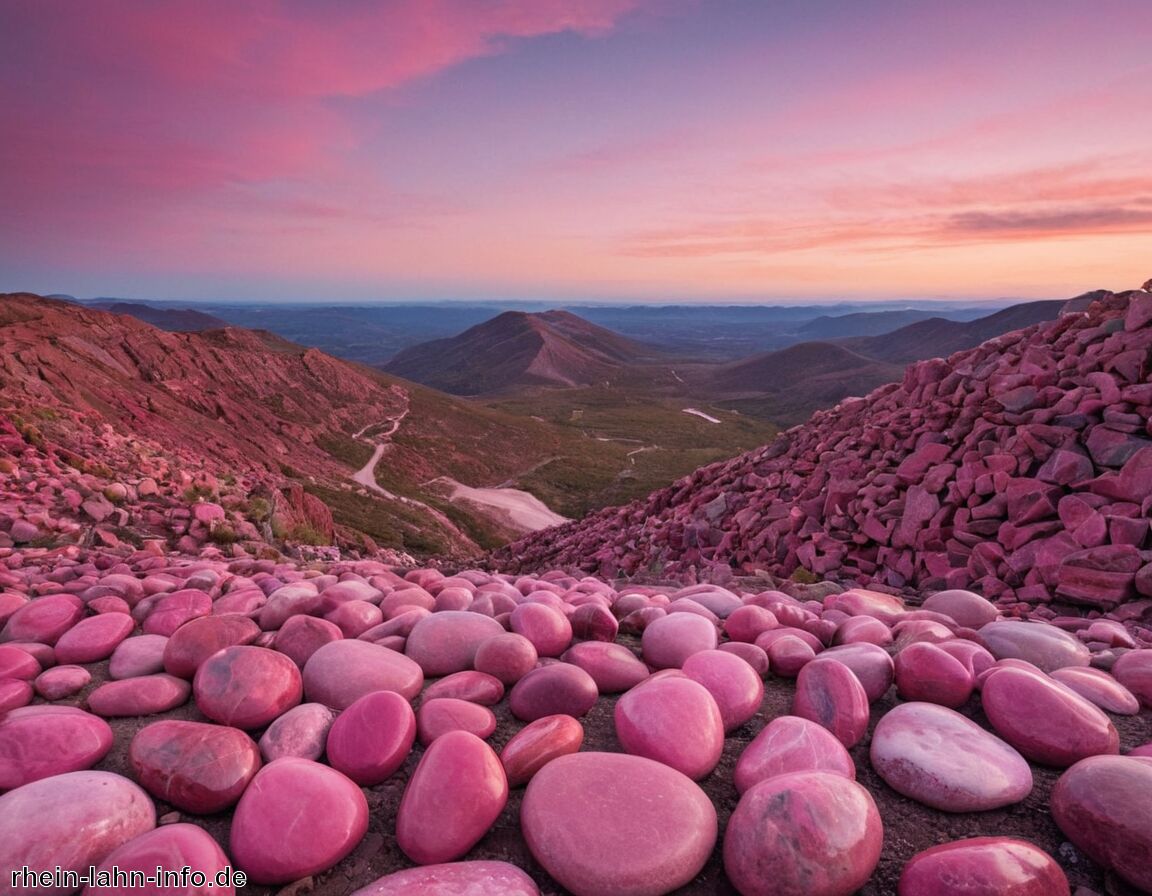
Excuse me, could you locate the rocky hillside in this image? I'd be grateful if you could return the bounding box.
[384,310,664,395]
[496,284,1152,615]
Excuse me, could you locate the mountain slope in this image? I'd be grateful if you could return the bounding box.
[90,301,229,332]
[384,309,664,395]
[494,285,1152,612]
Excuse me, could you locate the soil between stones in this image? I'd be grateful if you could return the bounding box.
[71,634,1152,896]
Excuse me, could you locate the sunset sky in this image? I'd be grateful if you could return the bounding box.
[2,0,1150,303]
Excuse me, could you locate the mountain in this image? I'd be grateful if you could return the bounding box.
[384,309,665,395]
[494,284,1152,612]
[89,301,229,332]
[797,309,958,339]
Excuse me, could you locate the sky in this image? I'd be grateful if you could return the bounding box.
[1,0,1150,303]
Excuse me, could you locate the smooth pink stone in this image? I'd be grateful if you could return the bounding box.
[109,634,169,679]
[615,676,724,780]
[0,592,29,627]
[423,670,505,705]
[501,714,584,788]
[832,615,893,647]
[522,752,716,896]
[259,702,337,762]
[0,643,40,679]
[724,771,883,896]
[361,607,430,642]
[326,689,416,785]
[49,614,130,666]
[86,595,131,616]
[8,640,54,669]
[734,716,855,794]
[351,861,539,896]
[1112,648,1152,708]
[898,837,1070,896]
[1051,755,1152,892]
[142,589,212,637]
[256,584,322,631]
[895,642,974,708]
[824,588,907,624]
[405,611,504,677]
[618,606,666,635]
[766,635,817,678]
[380,588,435,616]
[978,620,1091,672]
[230,757,368,885]
[326,599,384,638]
[129,720,260,813]
[88,673,191,717]
[1,594,84,644]
[162,615,261,679]
[641,612,718,669]
[510,602,573,658]
[509,662,598,721]
[683,649,765,732]
[792,658,871,748]
[1129,742,1152,757]
[83,823,235,896]
[417,697,496,745]
[569,602,618,642]
[892,619,955,650]
[274,614,344,668]
[473,632,538,685]
[0,678,33,712]
[1050,666,1141,715]
[397,730,508,865]
[302,638,423,709]
[755,625,824,653]
[871,702,1032,811]
[982,667,1119,767]
[718,642,770,677]
[561,641,649,693]
[433,586,473,612]
[0,771,155,890]
[193,645,301,729]
[724,605,779,643]
[921,589,1000,628]
[821,643,895,702]
[936,639,996,679]
[0,705,113,788]
[34,664,91,699]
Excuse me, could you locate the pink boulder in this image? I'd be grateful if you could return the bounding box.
[162,614,261,678]
[417,697,497,745]
[510,602,573,657]
[350,861,540,896]
[1,594,84,645]
[1112,648,1152,708]
[259,702,338,763]
[978,620,1090,672]
[521,752,716,896]
[303,638,423,709]
[832,615,893,647]
[614,675,724,780]
[422,670,505,705]
[405,611,504,676]
[274,614,345,669]
[792,658,871,748]
[921,589,999,628]
[1050,666,1141,715]
[561,641,649,693]
[0,643,40,679]
[397,730,508,865]
[230,758,368,885]
[0,705,113,789]
[821,643,895,702]
[898,837,1069,896]
[682,648,765,732]
[501,713,585,788]
[724,771,883,896]
[641,612,718,669]
[509,662,598,721]
[766,635,817,678]
[142,589,212,637]
[326,689,416,785]
[193,645,301,729]
[53,613,134,664]
[824,588,906,623]
[894,642,974,708]
[569,602,618,642]
[734,715,855,794]
[473,632,538,685]
[109,634,168,679]
[718,642,770,677]
[34,664,91,699]
[0,678,33,713]
[129,720,260,814]
[87,673,191,717]
[83,823,235,895]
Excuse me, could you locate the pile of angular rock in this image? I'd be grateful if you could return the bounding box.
[498,287,1152,620]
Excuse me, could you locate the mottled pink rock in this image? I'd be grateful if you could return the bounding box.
[423,670,504,705]
[258,701,337,762]
[792,658,871,748]
[614,675,724,780]
[162,614,261,679]
[193,645,301,729]
[898,837,1070,896]
[921,589,999,628]
[641,612,718,669]
[1111,648,1152,708]
[87,673,191,717]
[0,592,29,628]
[417,697,497,745]
[230,757,368,885]
[871,702,1032,811]
[0,771,155,888]
[510,602,573,658]
[501,714,585,788]
[724,605,779,643]
[109,634,169,679]
[766,635,817,677]
[34,664,91,699]
[350,861,540,896]
[724,771,883,896]
[1051,754,1152,892]
[936,639,996,679]
[718,641,770,676]
[895,642,974,708]
[978,620,1091,672]
[825,588,906,624]
[0,705,113,788]
[569,602,618,642]
[820,643,895,702]
[982,667,1119,767]
[1,594,84,644]
[53,612,134,664]
[734,715,855,795]
[142,589,212,637]
[1050,666,1141,715]
[325,689,416,785]
[273,613,344,669]
[473,632,538,685]
[509,662,598,721]
[0,643,40,679]
[405,611,504,677]
[86,595,131,616]
[0,678,33,713]
[397,730,508,865]
[561,641,649,693]
[832,615,893,647]
[129,720,260,814]
[302,638,423,709]
[326,599,383,638]
[682,648,765,732]
[83,823,235,896]
[522,752,716,896]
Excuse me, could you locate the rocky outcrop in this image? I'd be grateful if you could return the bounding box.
[496,286,1152,615]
